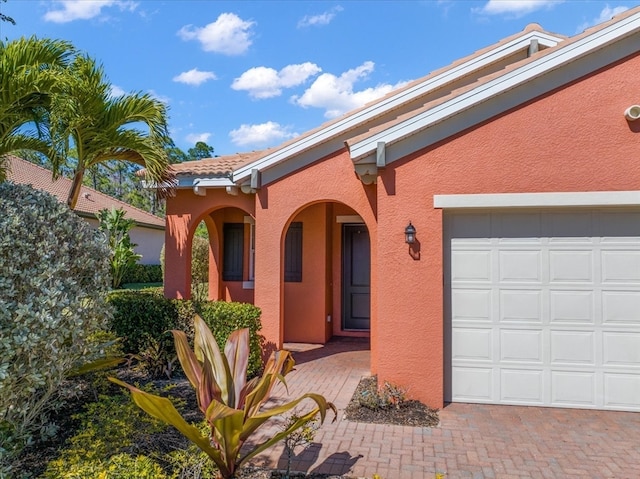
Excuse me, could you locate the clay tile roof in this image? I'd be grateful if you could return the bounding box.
[5,156,165,229]
[168,150,271,176]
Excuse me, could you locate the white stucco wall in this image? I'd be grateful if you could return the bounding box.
[129,226,164,265]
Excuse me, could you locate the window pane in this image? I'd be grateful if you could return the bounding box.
[284,222,302,282]
[223,223,244,281]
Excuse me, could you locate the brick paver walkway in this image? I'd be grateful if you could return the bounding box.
[247,338,640,479]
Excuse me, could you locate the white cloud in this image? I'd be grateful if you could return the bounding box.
[178,13,255,55]
[186,132,212,144]
[229,122,298,147]
[109,84,126,97]
[476,0,563,17]
[298,6,343,28]
[292,61,409,119]
[148,90,170,105]
[173,68,217,86]
[231,62,322,99]
[577,5,629,32]
[44,0,137,23]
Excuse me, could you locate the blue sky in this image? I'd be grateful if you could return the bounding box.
[1,0,637,156]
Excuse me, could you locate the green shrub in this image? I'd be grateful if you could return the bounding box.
[107,290,177,355]
[0,182,112,473]
[107,290,178,378]
[197,301,263,377]
[121,263,163,285]
[42,392,168,475]
[165,433,217,479]
[190,235,209,302]
[358,377,408,410]
[45,453,169,479]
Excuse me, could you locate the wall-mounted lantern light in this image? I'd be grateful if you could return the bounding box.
[405,222,416,244]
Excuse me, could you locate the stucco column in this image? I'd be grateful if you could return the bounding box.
[164,212,192,299]
[375,168,444,408]
[253,195,284,355]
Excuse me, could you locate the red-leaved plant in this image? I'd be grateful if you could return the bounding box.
[110,315,336,479]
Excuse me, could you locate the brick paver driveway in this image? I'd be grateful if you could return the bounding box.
[248,338,640,479]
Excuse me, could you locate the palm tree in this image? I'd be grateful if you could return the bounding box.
[48,55,174,209]
[0,36,74,181]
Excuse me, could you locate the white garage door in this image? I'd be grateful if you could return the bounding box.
[444,209,640,411]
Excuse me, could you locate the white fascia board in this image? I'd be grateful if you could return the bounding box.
[232,31,563,183]
[434,191,640,209]
[176,176,235,188]
[349,11,640,162]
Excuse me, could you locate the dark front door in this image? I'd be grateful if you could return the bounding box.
[342,224,370,330]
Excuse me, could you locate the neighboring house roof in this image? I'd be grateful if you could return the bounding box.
[167,6,640,190]
[6,156,165,229]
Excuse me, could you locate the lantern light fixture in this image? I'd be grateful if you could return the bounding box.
[405,222,416,244]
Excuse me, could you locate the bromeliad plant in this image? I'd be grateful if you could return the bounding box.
[110,315,336,479]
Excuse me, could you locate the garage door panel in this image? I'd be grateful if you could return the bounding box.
[498,212,542,240]
[551,371,596,406]
[549,290,595,323]
[452,328,493,361]
[500,369,543,403]
[499,290,542,323]
[549,250,593,282]
[500,330,542,362]
[499,250,542,282]
[602,291,640,323]
[451,250,491,281]
[603,333,640,366]
[449,213,492,240]
[548,212,593,240]
[604,374,640,410]
[453,367,493,400]
[447,208,640,411]
[601,251,640,282]
[452,289,491,321]
[550,331,595,365]
[598,212,640,239]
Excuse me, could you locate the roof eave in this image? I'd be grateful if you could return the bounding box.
[348,10,640,164]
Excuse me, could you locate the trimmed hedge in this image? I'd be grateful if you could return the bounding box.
[121,263,162,285]
[107,291,263,377]
[107,290,177,355]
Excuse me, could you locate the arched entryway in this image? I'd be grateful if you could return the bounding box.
[281,201,371,344]
[191,206,254,303]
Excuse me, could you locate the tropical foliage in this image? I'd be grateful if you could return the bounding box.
[111,316,336,479]
[0,36,73,181]
[47,55,174,209]
[97,207,141,289]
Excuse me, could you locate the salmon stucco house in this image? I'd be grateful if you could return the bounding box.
[163,9,640,412]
